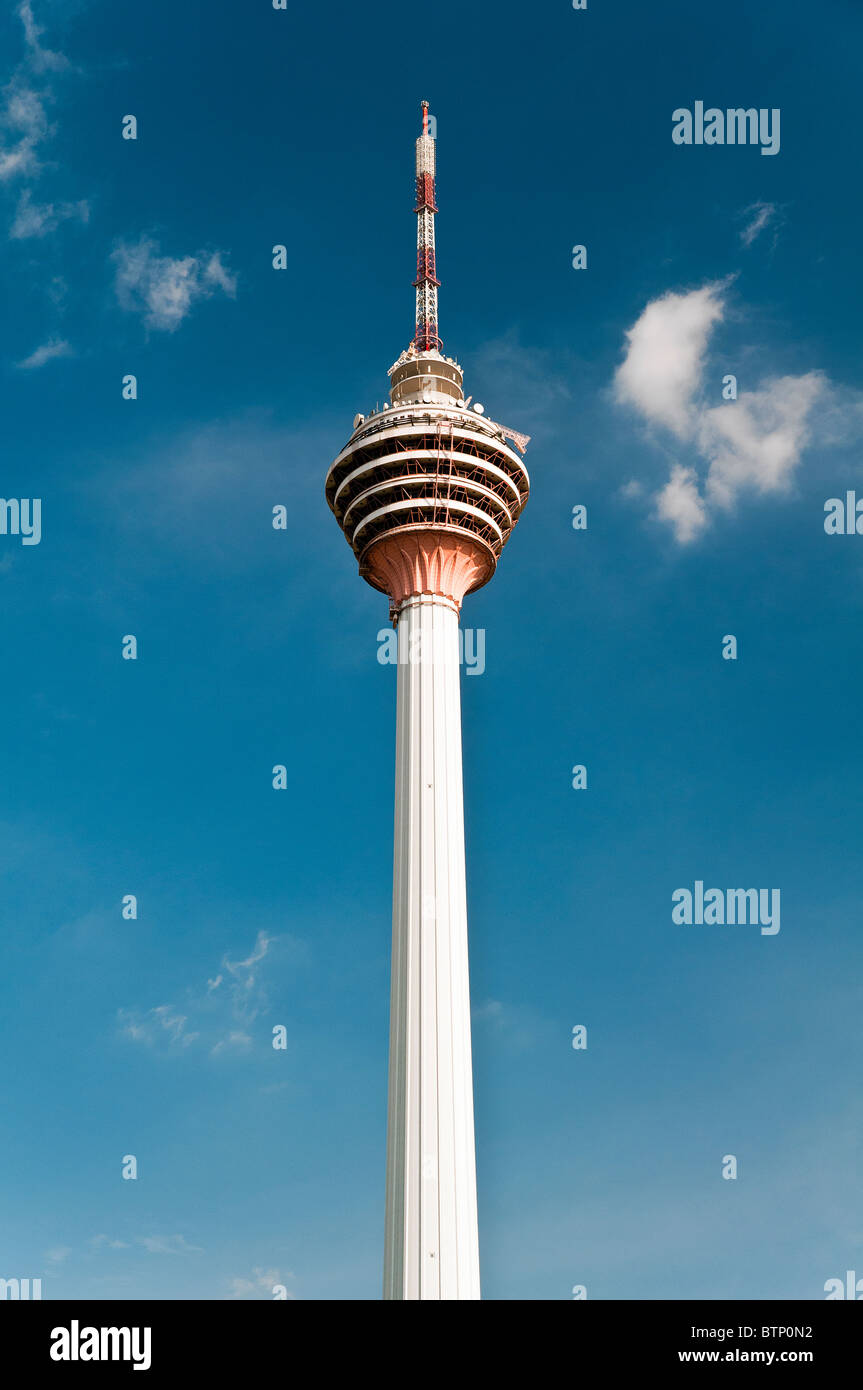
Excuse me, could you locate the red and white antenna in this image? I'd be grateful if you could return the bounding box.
[413,101,441,353]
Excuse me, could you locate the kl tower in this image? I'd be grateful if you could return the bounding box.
[326,102,530,1300]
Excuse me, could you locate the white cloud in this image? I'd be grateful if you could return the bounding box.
[90,1235,129,1250]
[4,80,48,139]
[10,187,88,238]
[613,282,727,438]
[740,200,779,248]
[45,1245,72,1264]
[16,336,72,368]
[0,142,35,181]
[654,464,708,544]
[111,237,237,332]
[700,372,825,509]
[614,282,832,543]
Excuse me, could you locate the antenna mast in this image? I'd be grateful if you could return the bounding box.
[413,101,442,353]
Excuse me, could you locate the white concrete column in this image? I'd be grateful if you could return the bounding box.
[383,593,481,1300]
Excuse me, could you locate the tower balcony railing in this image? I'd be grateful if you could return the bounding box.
[341,473,515,545]
[331,450,525,519]
[327,422,530,516]
[353,497,504,564]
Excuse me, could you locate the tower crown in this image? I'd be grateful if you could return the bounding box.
[326,104,530,609]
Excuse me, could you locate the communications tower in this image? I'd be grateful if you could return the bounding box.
[326,102,530,1300]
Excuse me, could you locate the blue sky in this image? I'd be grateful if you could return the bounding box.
[1,0,861,1300]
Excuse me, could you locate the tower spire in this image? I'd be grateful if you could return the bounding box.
[413,100,441,353]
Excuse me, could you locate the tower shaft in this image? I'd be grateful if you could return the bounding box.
[384,593,480,1300]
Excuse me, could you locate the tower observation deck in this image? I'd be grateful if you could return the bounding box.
[325,103,530,1300]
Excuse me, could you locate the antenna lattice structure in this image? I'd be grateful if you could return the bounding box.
[413,100,441,353]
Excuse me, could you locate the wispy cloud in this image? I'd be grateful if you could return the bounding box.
[138,1234,203,1256]
[118,930,290,1055]
[16,335,72,368]
[10,186,88,238]
[89,414,332,582]
[1,0,88,383]
[45,1245,72,1264]
[0,77,49,182]
[0,139,37,182]
[202,251,235,295]
[472,998,536,1051]
[18,1,69,74]
[211,1030,253,1056]
[118,1003,199,1048]
[111,236,237,332]
[739,200,781,249]
[471,329,572,441]
[227,1267,294,1299]
[473,999,505,1024]
[223,930,273,1021]
[0,5,73,192]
